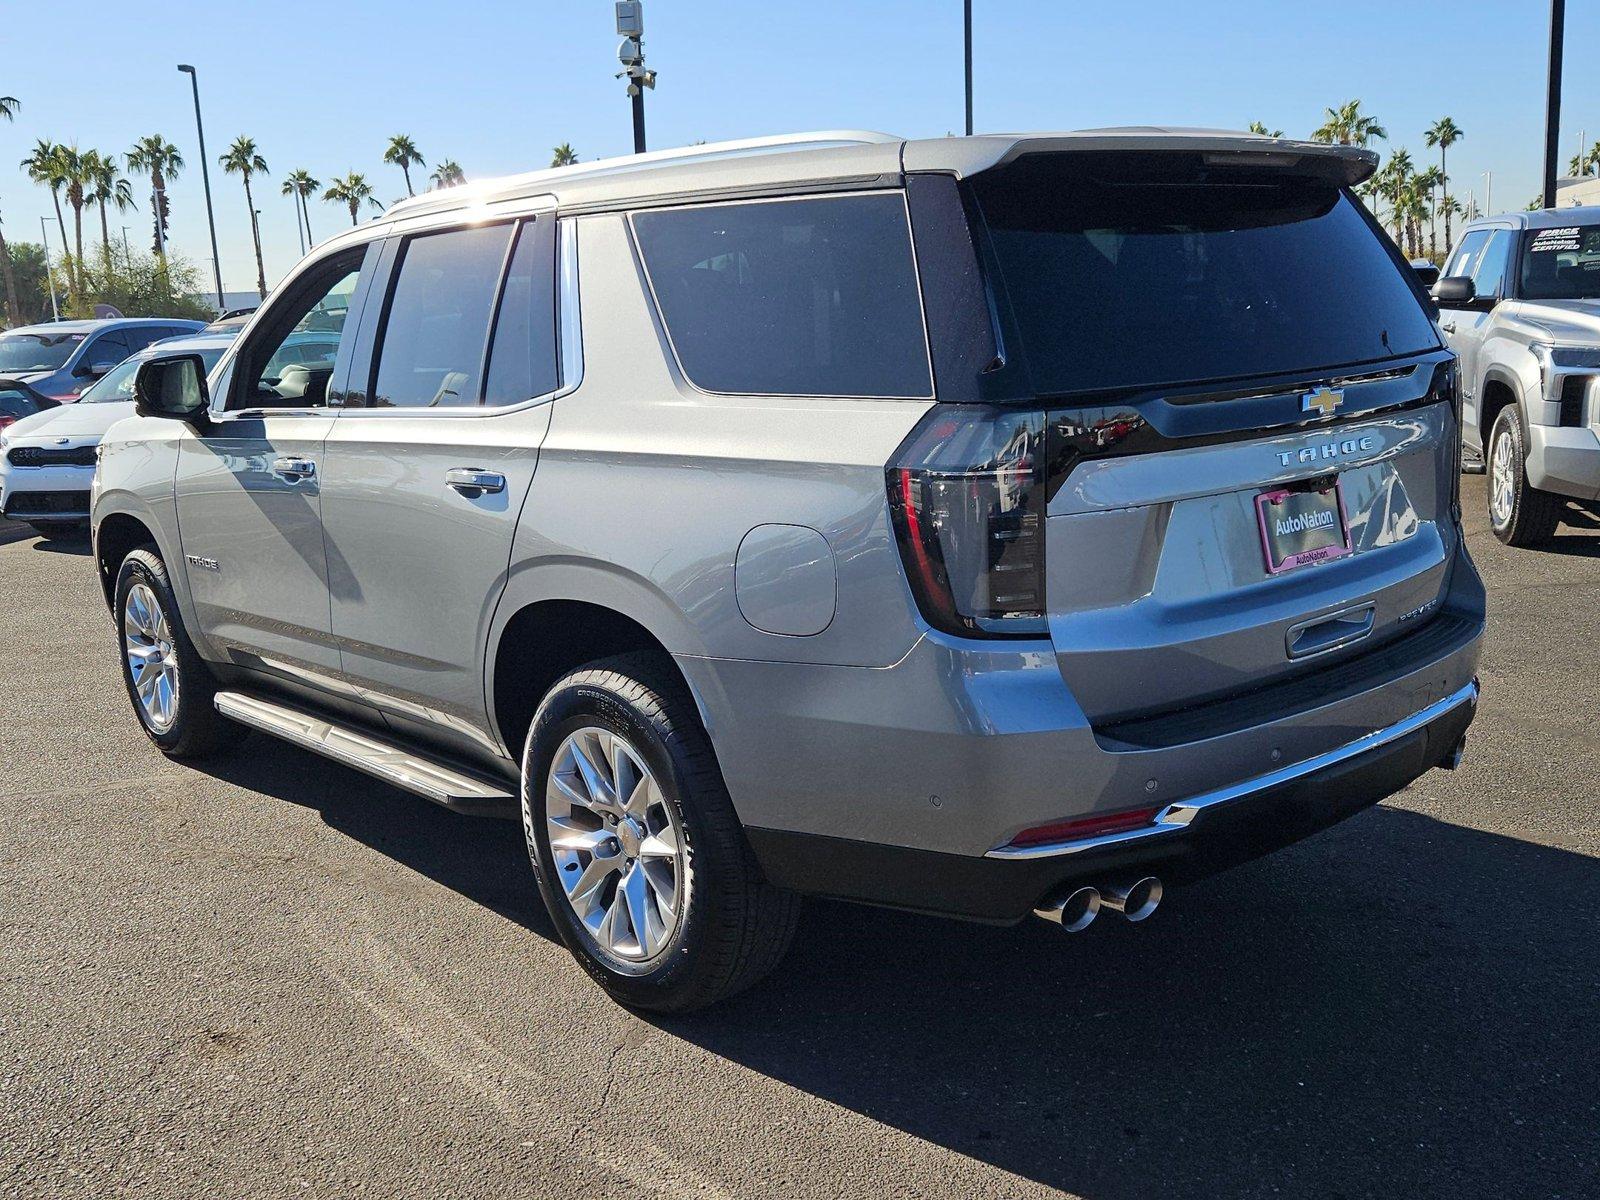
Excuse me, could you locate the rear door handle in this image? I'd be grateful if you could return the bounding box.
[445,467,506,495]
[270,456,316,481]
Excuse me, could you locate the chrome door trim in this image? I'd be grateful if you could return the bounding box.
[987,680,1480,861]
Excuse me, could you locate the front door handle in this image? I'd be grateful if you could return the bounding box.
[270,456,316,481]
[445,467,506,495]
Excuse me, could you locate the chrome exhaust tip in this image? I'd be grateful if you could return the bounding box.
[1033,885,1101,932]
[1099,876,1163,922]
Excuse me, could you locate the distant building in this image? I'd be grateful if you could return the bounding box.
[186,290,264,317]
[1554,176,1600,207]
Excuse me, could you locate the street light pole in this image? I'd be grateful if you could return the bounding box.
[1541,0,1565,209]
[39,216,59,321]
[616,2,656,155]
[964,0,973,136]
[121,225,132,262]
[178,64,225,309]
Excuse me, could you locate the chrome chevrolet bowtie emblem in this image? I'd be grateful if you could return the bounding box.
[1302,386,1344,417]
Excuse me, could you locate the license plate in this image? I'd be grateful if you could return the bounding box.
[1255,479,1351,574]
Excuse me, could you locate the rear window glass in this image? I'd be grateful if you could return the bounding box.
[972,154,1440,395]
[633,193,932,398]
[1520,224,1600,300]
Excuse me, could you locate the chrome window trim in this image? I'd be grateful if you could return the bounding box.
[986,680,1480,861]
[626,188,937,403]
[329,213,581,421]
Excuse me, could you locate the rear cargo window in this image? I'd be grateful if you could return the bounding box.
[632,193,932,398]
[971,153,1440,395]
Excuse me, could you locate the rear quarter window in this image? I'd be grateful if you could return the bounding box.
[632,193,932,398]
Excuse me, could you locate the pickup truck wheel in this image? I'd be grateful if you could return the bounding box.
[114,546,231,759]
[522,653,799,1013]
[1487,406,1563,547]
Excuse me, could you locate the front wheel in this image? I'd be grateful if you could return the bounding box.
[1487,406,1564,547]
[114,546,233,759]
[522,653,798,1012]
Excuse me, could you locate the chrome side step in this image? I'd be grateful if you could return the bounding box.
[214,691,517,816]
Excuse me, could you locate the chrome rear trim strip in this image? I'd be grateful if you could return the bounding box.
[987,680,1479,861]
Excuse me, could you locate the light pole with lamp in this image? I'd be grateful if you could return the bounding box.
[178,64,226,309]
[38,216,60,320]
[615,2,655,154]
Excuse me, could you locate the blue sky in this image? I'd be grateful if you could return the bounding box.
[5,0,1599,295]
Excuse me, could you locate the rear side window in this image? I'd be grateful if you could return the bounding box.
[633,193,932,398]
[971,153,1441,395]
[483,221,559,405]
[370,224,513,408]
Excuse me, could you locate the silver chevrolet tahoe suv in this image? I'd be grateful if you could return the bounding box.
[91,128,1484,1011]
[1433,207,1600,545]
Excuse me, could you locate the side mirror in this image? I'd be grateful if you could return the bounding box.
[1409,259,1440,288]
[134,354,211,425]
[1432,275,1476,307]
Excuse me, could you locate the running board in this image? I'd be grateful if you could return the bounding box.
[213,691,518,816]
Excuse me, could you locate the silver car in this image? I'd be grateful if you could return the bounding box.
[91,129,1484,1011]
[1434,207,1600,545]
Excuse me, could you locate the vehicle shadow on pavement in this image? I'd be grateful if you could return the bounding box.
[661,807,1598,1200]
[196,744,1597,1198]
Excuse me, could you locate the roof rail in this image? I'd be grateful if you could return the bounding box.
[383,130,901,220]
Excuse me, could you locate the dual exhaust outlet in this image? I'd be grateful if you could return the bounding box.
[1034,877,1163,931]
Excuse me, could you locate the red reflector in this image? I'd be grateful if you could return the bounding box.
[1007,806,1161,848]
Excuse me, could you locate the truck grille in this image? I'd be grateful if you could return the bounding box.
[8,445,97,468]
[2,489,90,517]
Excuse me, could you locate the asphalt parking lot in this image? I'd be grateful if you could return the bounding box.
[1,474,1596,1200]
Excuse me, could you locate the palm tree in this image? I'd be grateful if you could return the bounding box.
[85,151,134,270]
[1415,165,1444,258]
[0,96,17,325]
[324,173,382,225]
[281,169,320,249]
[1375,149,1415,247]
[126,134,183,260]
[1567,143,1600,178]
[56,145,93,303]
[21,139,72,293]
[383,134,425,196]
[1245,121,1283,139]
[220,136,270,297]
[1423,117,1464,249]
[551,143,580,167]
[1312,100,1387,148]
[428,160,466,189]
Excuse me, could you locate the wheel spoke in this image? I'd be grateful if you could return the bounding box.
[566,853,620,914]
[622,865,656,958]
[638,826,677,858]
[642,858,677,917]
[548,769,596,817]
[547,818,610,854]
[569,733,615,812]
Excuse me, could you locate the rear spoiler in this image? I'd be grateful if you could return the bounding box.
[904,130,1379,188]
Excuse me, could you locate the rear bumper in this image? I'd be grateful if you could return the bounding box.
[746,680,1477,922]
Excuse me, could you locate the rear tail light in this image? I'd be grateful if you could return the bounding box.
[1006,806,1161,849]
[887,405,1048,638]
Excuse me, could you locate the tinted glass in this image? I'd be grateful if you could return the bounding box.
[1445,230,1490,281]
[633,194,932,397]
[972,154,1441,395]
[0,332,82,372]
[483,221,559,405]
[0,389,40,418]
[1470,231,1513,298]
[238,251,364,409]
[371,224,513,408]
[1520,224,1600,300]
[86,331,132,366]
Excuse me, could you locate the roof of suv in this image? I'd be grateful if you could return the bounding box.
[378,127,1377,226]
[1465,204,1600,230]
[1,317,201,337]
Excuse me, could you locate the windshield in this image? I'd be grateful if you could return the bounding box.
[80,347,226,403]
[1519,225,1600,300]
[971,153,1441,395]
[0,331,84,374]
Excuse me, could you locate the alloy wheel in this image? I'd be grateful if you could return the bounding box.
[1489,425,1516,528]
[123,582,179,732]
[545,726,687,965]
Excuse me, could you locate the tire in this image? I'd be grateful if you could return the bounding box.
[113,545,232,759]
[1486,405,1564,547]
[522,652,799,1013]
[27,521,84,541]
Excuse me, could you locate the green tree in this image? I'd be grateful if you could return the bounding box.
[383,134,425,196]
[1423,117,1464,249]
[126,134,184,260]
[57,144,93,305]
[220,136,270,297]
[21,139,73,297]
[0,96,17,122]
[1415,165,1444,258]
[429,160,466,189]
[2,240,53,327]
[1312,100,1387,147]
[85,151,134,272]
[281,169,321,248]
[323,173,382,225]
[0,94,18,324]
[551,143,580,167]
[1246,121,1283,138]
